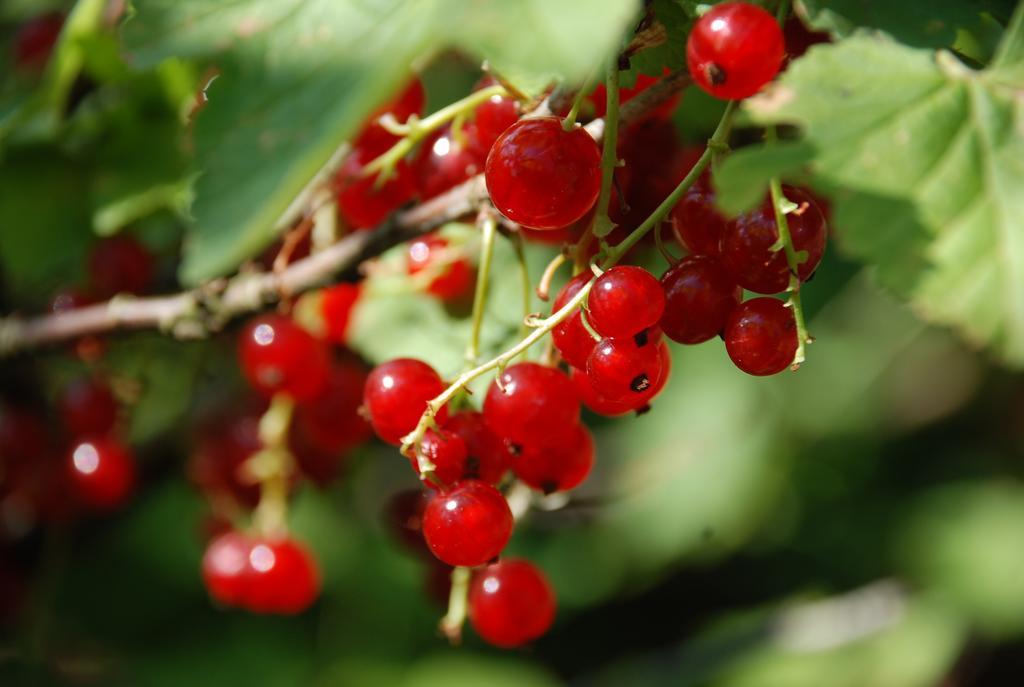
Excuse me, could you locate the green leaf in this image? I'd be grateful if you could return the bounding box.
[123,0,638,284]
[623,0,692,88]
[744,31,1024,366]
[713,141,816,216]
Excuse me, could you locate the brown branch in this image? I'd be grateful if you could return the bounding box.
[0,68,689,357]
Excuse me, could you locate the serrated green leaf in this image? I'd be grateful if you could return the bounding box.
[123,0,639,284]
[713,140,816,216]
[744,31,1024,366]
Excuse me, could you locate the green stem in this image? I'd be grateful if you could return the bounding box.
[253,394,296,537]
[467,216,497,364]
[364,84,506,180]
[439,566,471,643]
[603,100,737,266]
[591,59,621,241]
[775,0,792,23]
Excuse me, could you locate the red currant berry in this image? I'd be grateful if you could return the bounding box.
[67,437,135,510]
[721,186,826,294]
[295,360,371,454]
[385,489,430,556]
[363,358,448,445]
[660,256,742,344]
[467,89,519,158]
[422,479,513,567]
[570,367,635,417]
[202,530,252,607]
[485,117,601,230]
[414,126,483,200]
[188,409,263,508]
[513,423,594,494]
[551,272,597,369]
[238,315,330,402]
[687,2,785,101]
[353,78,426,155]
[58,377,118,436]
[87,235,154,298]
[469,559,556,648]
[441,412,509,486]
[407,234,474,301]
[724,297,797,376]
[483,363,580,447]
[588,266,666,338]
[586,330,667,404]
[319,283,361,345]
[671,177,728,257]
[415,428,468,485]
[245,537,320,614]
[335,145,417,230]
[13,12,63,72]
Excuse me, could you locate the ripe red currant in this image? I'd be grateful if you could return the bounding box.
[422,479,513,567]
[87,235,154,298]
[319,283,361,345]
[363,358,448,445]
[58,377,118,436]
[295,360,371,454]
[513,423,595,494]
[687,2,785,100]
[353,78,426,155]
[469,559,556,648]
[483,363,580,447]
[586,330,667,404]
[485,117,601,230]
[551,272,597,369]
[724,297,798,376]
[202,530,252,607]
[414,127,483,200]
[570,367,635,417]
[244,537,321,614]
[67,437,135,510]
[466,89,519,159]
[721,186,827,294]
[415,428,469,485]
[188,409,263,508]
[13,12,63,72]
[441,412,509,486]
[671,177,728,257]
[335,145,417,230]
[587,266,666,338]
[660,256,742,344]
[238,315,330,402]
[406,234,474,301]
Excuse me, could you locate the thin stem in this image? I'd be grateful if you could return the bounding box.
[654,220,681,266]
[364,84,506,180]
[252,394,296,537]
[776,0,792,23]
[562,86,589,130]
[604,100,737,266]
[467,215,497,364]
[537,252,568,301]
[439,566,471,643]
[591,59,621,241]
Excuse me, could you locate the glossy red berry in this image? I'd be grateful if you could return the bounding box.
[295,360,371,454]
[363,358,448,445]
[551,272,597,369]
[245,537,321,614]
[335,145,417,230]
[469,559,556,648]
[238,316,330,402]
[671,177,728,257]
[422,480,513,567]
[58,377,118,436]
[721,186,827,294]
[485,117,601,230]
[67,437,135,510]
[319,283,361,345]
[415,428,468,485]
[724,297,798,376]
[586,331,667,404]
[13,12,63,72]
[588,266,666,338]
[202,530,252,606]
[188,410,263,508]
[513,423,594,494]
[406,234,474,301]
[660,256,742,344]
[483,363,580,447]
[414,127,483,200]
[687,2,785,100]
[570,367,635,417]
[467,90,519,158]
[441,412,509,486]
[353,78,426,155]
[87,235,154,298]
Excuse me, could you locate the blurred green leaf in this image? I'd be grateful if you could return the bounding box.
[713,141,816,216]
[623,0,692,88]
[745,28,1024,366]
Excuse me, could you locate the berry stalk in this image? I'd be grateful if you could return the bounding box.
[591,59,621,241]
[251,394,296,538]
[467,214,497,364]
[439,566,471,642]
[768,171,811,368]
